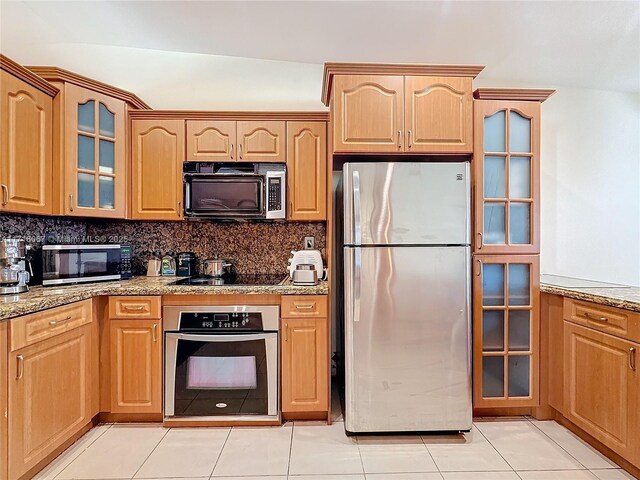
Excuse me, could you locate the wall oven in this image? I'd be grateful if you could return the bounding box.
[183,162,286,220]
[41,244,132,286]
[164,305,279,423]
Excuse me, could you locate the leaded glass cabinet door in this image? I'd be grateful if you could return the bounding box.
[473,254,540,407]
[64,84,126,218]
[474,101,540,254]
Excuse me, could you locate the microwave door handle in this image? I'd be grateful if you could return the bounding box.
[172,333,274,342]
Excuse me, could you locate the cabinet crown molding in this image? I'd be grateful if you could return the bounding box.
[129,110,329,121]
[321,62,485,105]
[27,66,151,109]
[473,88,556,102]
[0,54,59,97]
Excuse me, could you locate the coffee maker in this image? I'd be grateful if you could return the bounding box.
[0,239,32,295]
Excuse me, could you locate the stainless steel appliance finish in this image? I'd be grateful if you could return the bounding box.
[164,305,279,423]
[0,238,26,259]
[292,264,319,286]
[203,258,233,277]
[341,162,472,433]
[0,239,31,295]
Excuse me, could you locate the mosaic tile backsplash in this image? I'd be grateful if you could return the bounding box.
[1,213,326,276]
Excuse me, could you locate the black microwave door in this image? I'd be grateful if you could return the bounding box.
[172,337,271,417]
[187,177,264,217]
[42,247,120,282]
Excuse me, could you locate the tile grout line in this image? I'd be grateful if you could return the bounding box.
[420,432,444,479]
[286,421,295,477]
[354,429,367,478]
[52,423,115,480]
[473,420,520,473]
[526,417,592,470]
[129,426,170,480]
[207,426,232,479]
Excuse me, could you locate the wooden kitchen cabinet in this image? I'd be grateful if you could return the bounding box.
[563,321,640,465]
[473,254,540,408]
[286,121,327,221]
[1,321,8,480]
[62,84,126,218]
[131,119,185,220]
[109,319,162,414]
[237,121,286,162]
[404,76,473,153]
[473,93,552,254]
[186,120,236,161]
[9,324,92,480]
[281,317,328,414]
[332,75,404,153]
[0,63,55,215]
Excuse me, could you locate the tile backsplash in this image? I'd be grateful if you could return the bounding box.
[1,213,326,275]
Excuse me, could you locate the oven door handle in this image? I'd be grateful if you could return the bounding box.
[168,333,276,342]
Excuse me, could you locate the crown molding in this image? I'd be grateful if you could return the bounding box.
[128,110,329,121]
[27,66,151,109]
[473,88,556,102]
[321,62,486,105]
[0,54,59,97]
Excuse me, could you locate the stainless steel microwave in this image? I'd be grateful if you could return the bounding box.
[183,162,286,220]
[41,244,133,286]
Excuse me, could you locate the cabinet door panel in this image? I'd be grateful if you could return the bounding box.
[281,318,328,413]
[473,254,540,408]
[186,120,236,161]
[563,322,639,461]
[0,70,53,215]
[9,325,91,479]
[64,84,126,218]
[109,319,162,414]
[237,121,285,162]
[286,121,327,221]
[333,75,404,153]
[404,76,472,153]
[131,119,184,220]
[474,101,540,254]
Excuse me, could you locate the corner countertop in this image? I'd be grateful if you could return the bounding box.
[0,276,329,321]
[540,274,640,312]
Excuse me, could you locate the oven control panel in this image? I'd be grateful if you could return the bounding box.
[179,312,264,331]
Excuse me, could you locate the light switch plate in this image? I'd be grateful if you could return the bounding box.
[304,237,315,249]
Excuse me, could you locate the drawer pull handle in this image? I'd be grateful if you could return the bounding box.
[284,322,288,342]
[583,312,609,323]
[630,347,637,371]
[49,315,72,326]
[16,355,24,380]
[152,323,158,343]
[295,304,314,310]
[123,305,147,311]
[1,184,8,206]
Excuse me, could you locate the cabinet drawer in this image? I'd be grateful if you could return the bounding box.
[109,296,161,319]
[281,295,327,318]
[564,298,640,343]
[10,300,92,351]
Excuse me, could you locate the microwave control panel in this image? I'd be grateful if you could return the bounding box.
[119,245,133,279]
[267,177,282,211]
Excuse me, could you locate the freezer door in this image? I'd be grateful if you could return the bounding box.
[344,245,471,432]
[343,162,470,246]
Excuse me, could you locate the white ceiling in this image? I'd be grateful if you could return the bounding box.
[1,1,638,110]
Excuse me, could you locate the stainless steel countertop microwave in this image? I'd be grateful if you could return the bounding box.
[183,162,286,220]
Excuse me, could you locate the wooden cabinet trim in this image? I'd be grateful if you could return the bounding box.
[0,54,58,97]
[473,88,556,102]
[130,110,329,121]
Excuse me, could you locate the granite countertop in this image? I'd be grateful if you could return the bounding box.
[0,276,329,321]
[540,274,640,312]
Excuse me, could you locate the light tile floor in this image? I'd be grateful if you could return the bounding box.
[33,402,637,480]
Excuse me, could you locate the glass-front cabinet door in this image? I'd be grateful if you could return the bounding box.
[64,84,126,218]
[474,101,540,254]
[473,254,540,407]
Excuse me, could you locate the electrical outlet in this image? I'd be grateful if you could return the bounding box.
[304,236,315,249]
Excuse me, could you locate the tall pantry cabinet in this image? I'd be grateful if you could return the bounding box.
[472,89,554,409]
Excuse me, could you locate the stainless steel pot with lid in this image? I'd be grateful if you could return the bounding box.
[202,258,233,277]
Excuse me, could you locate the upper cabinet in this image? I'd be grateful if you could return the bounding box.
[323,63,484,154]
[287,121,327,221]
[0,57,57,215]
[186,120,236,160]
[237,121,285,162]
[473,89,555,254]
[28,65,151,219]
[131,119,185,220]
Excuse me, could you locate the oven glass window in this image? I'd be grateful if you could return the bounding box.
[173,338,270,416]
[190,178,262,214]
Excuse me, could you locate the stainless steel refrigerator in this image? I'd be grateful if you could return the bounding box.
[341,162,471,433]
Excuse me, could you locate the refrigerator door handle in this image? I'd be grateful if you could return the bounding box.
[353,170,362,245]
[354,248,361,322]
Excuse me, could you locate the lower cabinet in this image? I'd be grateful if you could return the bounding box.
[281,309,328,415]
[9,324,92,479]
[1,321,8,480]
[563,321,640,465]
[109,319,162,414]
